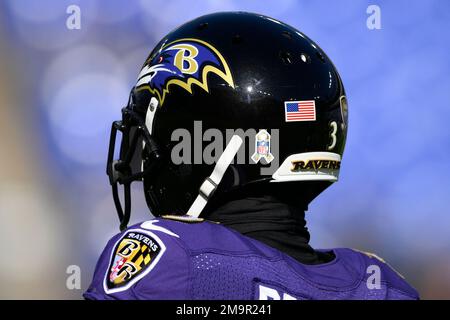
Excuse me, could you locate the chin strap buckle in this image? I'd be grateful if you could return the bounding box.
[198,177,218,200]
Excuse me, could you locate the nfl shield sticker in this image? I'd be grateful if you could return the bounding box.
[251,129,274,164]
[104,229,165,294]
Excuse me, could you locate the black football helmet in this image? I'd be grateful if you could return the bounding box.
[107,12,348,230]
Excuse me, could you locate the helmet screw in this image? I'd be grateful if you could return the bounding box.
[149,97,158,112]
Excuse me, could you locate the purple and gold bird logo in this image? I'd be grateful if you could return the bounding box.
[135,38,234,105]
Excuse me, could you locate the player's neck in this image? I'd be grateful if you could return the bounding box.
[205,195,335,265]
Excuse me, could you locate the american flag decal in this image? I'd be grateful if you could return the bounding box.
[284,100,316,122]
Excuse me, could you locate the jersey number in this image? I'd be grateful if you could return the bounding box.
[327,121,338,150]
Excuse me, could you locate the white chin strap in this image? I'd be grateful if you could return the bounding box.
[187,135,243,218]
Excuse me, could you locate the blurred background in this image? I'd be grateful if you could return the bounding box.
[0,0,449,299]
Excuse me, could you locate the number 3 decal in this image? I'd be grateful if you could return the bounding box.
[327,121,337,150]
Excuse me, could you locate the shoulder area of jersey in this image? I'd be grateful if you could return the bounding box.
[100,216,207,295]
[107,215,214,256]
[348,248,420,299]
[107,215,245,253]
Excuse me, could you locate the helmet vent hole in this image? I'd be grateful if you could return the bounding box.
[281,31,292,40]
[279,51,293,65]
[232,34,242,44]
[197,22,209,30]
[316,51,326,63]
[300,53,311,64]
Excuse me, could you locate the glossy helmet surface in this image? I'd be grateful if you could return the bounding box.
[107,12,348,229]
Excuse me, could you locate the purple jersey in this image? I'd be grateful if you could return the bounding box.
[84,218,418,300]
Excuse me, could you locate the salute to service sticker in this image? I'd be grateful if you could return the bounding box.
[104,229,165,294]
[251,129,274,164]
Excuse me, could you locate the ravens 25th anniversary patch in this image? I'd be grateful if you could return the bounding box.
[104,229,165,294]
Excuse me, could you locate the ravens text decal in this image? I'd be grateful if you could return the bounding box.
[135,38,234,105]
[104,229,165,294]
